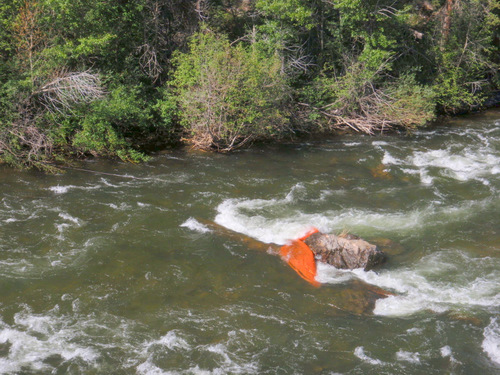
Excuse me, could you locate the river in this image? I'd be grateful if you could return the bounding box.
[0,109,499,374]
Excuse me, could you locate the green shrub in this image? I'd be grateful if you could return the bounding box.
[68,84,153,162]
[433,63,485,114]
[165,30,291,151]
[301,62,436,133]
[379,73,436,128]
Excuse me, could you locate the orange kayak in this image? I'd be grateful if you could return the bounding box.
[279,228,320,287]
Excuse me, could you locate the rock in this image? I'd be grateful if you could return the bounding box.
[371,237,405,255]
[447,312,483,326]
[304,232,386,270]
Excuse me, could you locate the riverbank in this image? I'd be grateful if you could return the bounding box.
[1,100,499,173]
[1,1,498,170]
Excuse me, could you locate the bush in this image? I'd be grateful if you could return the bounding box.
[379,73,436,129]
[301,61,435,133]
[165,30,291,151]
[67,84,153,162]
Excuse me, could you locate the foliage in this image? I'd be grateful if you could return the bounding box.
[0,0,186,169]
[297,0,498,131]
[302,63,436,133]
[379,73,436,128]
[64,84,153,162]
[0,0,498,169]
[430,0,500,113]
[165,30,290,151]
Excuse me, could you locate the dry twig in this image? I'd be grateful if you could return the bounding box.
[37,71,104,114]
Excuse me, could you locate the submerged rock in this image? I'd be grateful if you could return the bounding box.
[304,232,386,270]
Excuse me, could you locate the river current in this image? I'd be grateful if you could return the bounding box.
[0,109,499,374]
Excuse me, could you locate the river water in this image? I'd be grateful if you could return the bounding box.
[0,109,499,374]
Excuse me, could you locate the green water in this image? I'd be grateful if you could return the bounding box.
[0,109,499,374]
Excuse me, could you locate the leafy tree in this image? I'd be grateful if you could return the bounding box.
[430,0,500,113]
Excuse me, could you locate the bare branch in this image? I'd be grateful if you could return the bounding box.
[137,44,163,83]
[36,71,105,114]
[195,0,209,21]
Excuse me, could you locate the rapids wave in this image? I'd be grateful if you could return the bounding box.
[212,119,500,321]
[483,318,500,365]
[214,189,500,317]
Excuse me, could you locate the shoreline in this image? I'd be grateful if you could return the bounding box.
[1,105,499,172]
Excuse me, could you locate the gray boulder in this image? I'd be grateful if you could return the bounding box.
[304,232,386,270]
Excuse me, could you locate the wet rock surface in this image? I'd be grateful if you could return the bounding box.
[304,232,386,270]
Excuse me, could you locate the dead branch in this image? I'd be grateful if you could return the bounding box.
[36,71,104,114]
[376,6,398,18]
[137,44,163,83]
[195,0,209,21]
[281,43,315,74]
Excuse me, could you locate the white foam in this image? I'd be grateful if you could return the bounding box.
[372,141,389,146]
[100,178,121,187]
[396,350,420,363]
[55,223,70,234]
[316,250,500,317]
[407,327,423,335]
[144,331,190,352]
[315,263,355,284]
[136,359,176,374]
[440,345,452,357]
[55,212,81,239]
[214,187,325,244]
[366,124,500,186]
[354,346,385,365]
[419,171,434,185]
[440,345,460,364]
[49,185,75,194]
[215,185,413,244]
[136,331,191,374]
[180,218,211,233]
[58,212,80,225]
[214,186,488,245]
[136,330,260,375]
[49,183,104,195]
[0,259,32,276]
[482,318,500,365]
[105,203,132,210]
[0,308,98,373]
[382,151,401,165]
[203,342,259,374]
[409,145,500,184]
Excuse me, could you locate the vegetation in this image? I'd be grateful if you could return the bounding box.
[167,30,290,151]
[0,0,498,168]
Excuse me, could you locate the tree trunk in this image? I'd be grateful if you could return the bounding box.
[442,0,454,48]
